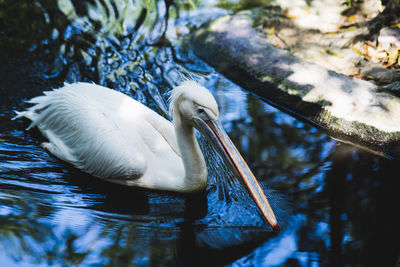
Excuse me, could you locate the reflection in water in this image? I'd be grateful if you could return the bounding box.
[1,0,400,266]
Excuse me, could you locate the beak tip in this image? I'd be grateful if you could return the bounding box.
[272,223,280,232]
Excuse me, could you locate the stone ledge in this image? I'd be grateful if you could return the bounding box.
[193,12,400,158]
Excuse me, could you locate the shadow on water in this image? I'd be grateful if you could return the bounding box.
[1,0,400,266]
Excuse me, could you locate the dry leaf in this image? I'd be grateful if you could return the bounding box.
[352,46,365,56]
[375,51,388,60]
[386,46,399,67]
[364,43,370,58]
[322,49,344,58]
[365,45,379,62]
[329,26,357,33]
[348,15,357,22]
[268,27,275,35]
[349,73,364,78]
[283,12,297,19]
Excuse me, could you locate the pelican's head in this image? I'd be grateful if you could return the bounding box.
[170,81,279,231]
[169,80,219,125]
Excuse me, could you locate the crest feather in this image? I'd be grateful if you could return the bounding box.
[169,80,219,119]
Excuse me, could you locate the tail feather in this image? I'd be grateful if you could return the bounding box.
[27,95,47,104]
[13,91,55,129]
[12,111,24,120]
[12,109,37,128]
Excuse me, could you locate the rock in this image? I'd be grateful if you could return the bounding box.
[378,27,400,50]
[363,67,400,83]
[382,81,400,92]
[193,12,400,158]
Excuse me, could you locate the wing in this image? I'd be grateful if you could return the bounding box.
[15,83,185,189]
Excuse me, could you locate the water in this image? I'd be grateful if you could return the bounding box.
[0,0,399,266]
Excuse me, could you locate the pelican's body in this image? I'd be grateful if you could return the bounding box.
[15,81,278,229]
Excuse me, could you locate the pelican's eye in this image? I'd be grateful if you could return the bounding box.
[196,106,210,121]
[195,105,218,121]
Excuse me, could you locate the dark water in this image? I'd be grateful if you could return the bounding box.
[0,1,399,266]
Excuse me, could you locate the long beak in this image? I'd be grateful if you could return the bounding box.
[194,118,279,231]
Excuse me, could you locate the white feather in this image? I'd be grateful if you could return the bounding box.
[15,82,189,191]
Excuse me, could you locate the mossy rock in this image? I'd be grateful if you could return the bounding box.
[193,12,400,158]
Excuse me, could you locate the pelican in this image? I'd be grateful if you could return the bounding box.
[14,81,278,230]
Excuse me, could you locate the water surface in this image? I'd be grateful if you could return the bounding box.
[0,1,399,266]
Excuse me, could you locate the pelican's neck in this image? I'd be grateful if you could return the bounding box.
[173,111,208,192]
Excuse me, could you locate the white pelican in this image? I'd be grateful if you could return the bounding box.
[14,81,278,230]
